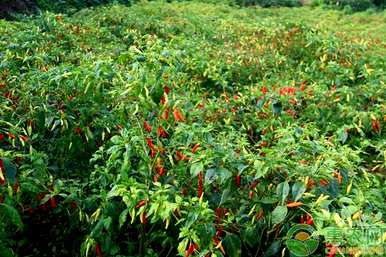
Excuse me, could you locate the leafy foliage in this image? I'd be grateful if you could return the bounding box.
[0,1,385,256]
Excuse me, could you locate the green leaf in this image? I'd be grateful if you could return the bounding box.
[219,188,231,205]
[0,243,15,257]
[119,209,129,228]
[217,167,232,184]
[0,203,23,230]
[190,162,203,177]
[205,168,217,185]
[263,240,281,257]
[223,234,241,257]
[292,182,306,202]
[272,100,282,115]
[271,205,288,224]
[2,159,17,184]
[241,226,259,247]
[254,160,268,179]
[276,181,289,204]
[338,128,348,144]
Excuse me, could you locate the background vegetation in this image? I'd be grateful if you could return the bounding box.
[0,0,385,256]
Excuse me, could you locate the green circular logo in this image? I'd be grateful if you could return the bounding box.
[286,224,319,256]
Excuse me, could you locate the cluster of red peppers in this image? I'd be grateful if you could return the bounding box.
[299,213,314,225]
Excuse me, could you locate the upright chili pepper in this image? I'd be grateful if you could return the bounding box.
[164,86,170,95]
[306,214,314,225]
[160,95,167,105]
[235,175,241,188]
[0,133,4,141]
[95,243,103,257]
[215,208,223,224]
[50,197,57,209]
[185,243,198,257]
[173,108,185,122]
[261,86,268,95]
[162,107,170,120]
[198,172,203,198]
[372,118,380,133]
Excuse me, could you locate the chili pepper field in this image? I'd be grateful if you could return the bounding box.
[0,1,385,256]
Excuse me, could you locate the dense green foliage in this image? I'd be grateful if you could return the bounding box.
[1,1,385,256]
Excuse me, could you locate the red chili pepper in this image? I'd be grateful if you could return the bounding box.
[162,107,170,120]
[144,121,152,133]
[176,150,187,161]
[249,191,254,199]
[216,227,224,237]
[235,175,241,188]
[372,118,380,133]
[8,132,15,140]
[256,208,264,220]
[150,149,157,158]
[3,91,12,99]
[153,174,159,183]
[136,200,146,209]
[116,124,123,130]
[300,215,305,224]
[306,214,314,225]
[300,81,307,91]
[261,86,268,95]
[70,201,77,209]
[164,86,170,95]
[141,211,148,225]
[27,207,34,215]
[306,178,315,189]
[215,208,223,224]
[191,143,200,154]
[156,166,166,176]
[160,95,167,105]
[259,141,268,148]
[181,187,188,196]
[197,103,205,109]
[95,243,103,257]
[13,180,20,192]
[250,180,259,189]
[20,135,28,142]
[198,172,203,198]
[185,243,198,257]
[0,133,4,141]
[173,108,185,122]
[74,127,82,135]
[50,197,57,209]
[146,137,156,151]
[326,244,337,257]
[157,126,169,138]
[36,192,47,201]
[38,203,48,212]
[319,179,329,187]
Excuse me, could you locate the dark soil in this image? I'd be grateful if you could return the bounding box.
[0,0,38,19]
